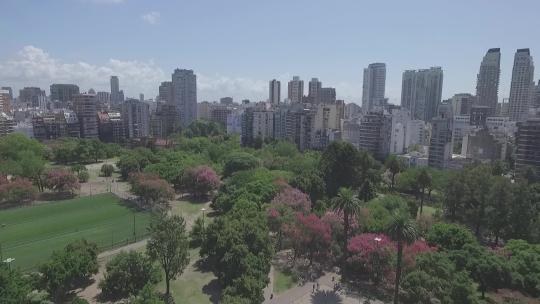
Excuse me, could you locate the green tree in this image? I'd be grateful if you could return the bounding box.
[100,164,114,177]
[147,214,190,297]
[331,187,362,258]
[99,251,160,299]
[131,284,165,304]
[387,212,419,304]
[223,152,259,177]
[401,252,479,304]
[416,168,432,215]
[443,171,466,221]
[426,222,477,251]
[40,239,98,301]
[385,155,403,190]
[487,177,513,244]
[0,263,31,304]
[320,141,362,197]
[463,164,493,237]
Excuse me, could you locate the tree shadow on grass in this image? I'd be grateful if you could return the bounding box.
[311,290,343,304]
[202,279,221,304]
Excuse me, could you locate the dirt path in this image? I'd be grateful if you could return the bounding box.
[76,198,211,303]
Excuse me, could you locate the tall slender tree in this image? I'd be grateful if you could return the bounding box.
[387,212,418,304]
[385,155,403,190]
[331,187,362,258]
[147,213,190,298]
[416,169,432,215]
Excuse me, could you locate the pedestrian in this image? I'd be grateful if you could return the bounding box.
[332,276,335,282]
[313,284,316,293]
[316,282,320,291]
[270,293,274,299]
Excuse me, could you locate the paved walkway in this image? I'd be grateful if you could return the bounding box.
[264,272,385,304]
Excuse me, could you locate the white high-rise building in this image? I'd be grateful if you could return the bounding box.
[362,63,386,112]
[475,48,501,115]
[288,76,304,103]
[269,79,280,105]
[509,49,535,122]
[172,69,197,127]
[389,108,410,154]
[401,67,443,122]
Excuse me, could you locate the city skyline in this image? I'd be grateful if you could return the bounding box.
[1,0,540,104]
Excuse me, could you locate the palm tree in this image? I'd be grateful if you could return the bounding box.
[331,187,362,259]
[416,168,432,215]
[387,212,418,304]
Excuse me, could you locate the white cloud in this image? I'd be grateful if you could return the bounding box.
[0,46,274,102]
[0,46,166,98]
[141,11,160,25]
[197,74,267,102]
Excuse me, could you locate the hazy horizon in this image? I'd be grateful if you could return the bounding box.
[2,0,539,105]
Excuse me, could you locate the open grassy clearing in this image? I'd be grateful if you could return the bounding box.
[0,193,151,270]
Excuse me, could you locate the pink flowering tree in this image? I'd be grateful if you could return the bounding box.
[285,213,332,266]
[130,172,175,208]
[182,165,221,198]
[43,168,80,195]
[347,233,395,284]
[271,187,311,213]
[402,239,436,270]
[268,187,311,250]
[0,175,37,205]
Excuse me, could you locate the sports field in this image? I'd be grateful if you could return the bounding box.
[0,193,152,271]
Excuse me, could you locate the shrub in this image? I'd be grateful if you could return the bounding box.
[101,164,114,177]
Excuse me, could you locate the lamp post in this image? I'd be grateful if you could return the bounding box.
[200,208,207,231]
[372,237,382,284]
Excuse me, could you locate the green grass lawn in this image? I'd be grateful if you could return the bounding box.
[170,198,209,217]
[0,193,151,271]
[159,248,219,304]
[273,269,297,294]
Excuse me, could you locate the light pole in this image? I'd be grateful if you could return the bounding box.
[200,208,206,231]
[372,237,381,284]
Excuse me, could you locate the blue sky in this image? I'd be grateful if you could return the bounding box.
[1,0,539,104]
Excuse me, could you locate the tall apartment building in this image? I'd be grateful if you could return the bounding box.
[210,104,233,126]
[0,112,15,137]
[357,112,392,160]
[344,103,362,119]
[0,89,12,113]
[405,120,428,149]
[97,111,124,143]
[96,91,110,104]
[19,87,46,108]
[308,78,322,102]
[158,81,173,103]
[151,102,180,139]
[110,76,125,105]
[1,87,13,100]
[220,97,233,105]
[73,93,99,138]
[269,79,281,105]
[534,80,540,107]
[450,93,475,115]
[274,104,315,151]
[515,118,540,175]
[509,49,535,122]
[288,76,304,103]
[120,99,150,139]
[32,111,80,140]
[389,108,411,154]
[50,84,80,103]
[428,103,453,168]
[362,63,386,112]
[401,67,443,122]
[172,69,197,127]
[319,87,336,104]
[241,107,274,146]
[475,48,501,115]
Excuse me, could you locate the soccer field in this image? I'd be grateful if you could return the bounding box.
[0,193,152,271]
